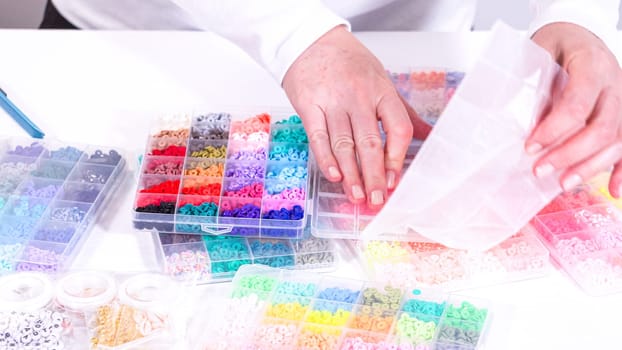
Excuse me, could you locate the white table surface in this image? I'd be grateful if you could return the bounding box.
[0,30,621,350]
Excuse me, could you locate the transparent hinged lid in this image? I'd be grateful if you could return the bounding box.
[363,21,568,250]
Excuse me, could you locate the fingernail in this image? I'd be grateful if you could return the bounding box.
[562,174,582,191]
[386,171,396,189]
[535,163,554,178]
[328,166,341,179]
[352,185,365,200]
[526,142,542,155]
[371,190,384,206]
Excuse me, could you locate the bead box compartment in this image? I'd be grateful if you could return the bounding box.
[530,176,622,296]
[357,226,549,291]
[311,140,423,240]
[193,265,492,350]
[133,110,311,239]
[155,227,339,284]
[388,69,465,125]
[0,138,126,275]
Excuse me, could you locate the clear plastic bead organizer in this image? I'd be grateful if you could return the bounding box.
[132,109,312,239]
[155,221,340,284]
[356,226,550,291]
[311,139,423,241]
[311,69,464,241]
[530,173,622,296]
[0,137,127,275]
[192,265,493,350]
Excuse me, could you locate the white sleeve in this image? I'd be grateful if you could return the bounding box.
[528,0,620,48]
[170,0,349,83]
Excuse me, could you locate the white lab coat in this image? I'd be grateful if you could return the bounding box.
[52,0,620,82]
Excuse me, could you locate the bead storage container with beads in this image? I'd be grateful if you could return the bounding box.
[387,69,465,125]
[311,140,422,240]
[357,227,549,290]
[530,174,622,296]
[0,270,185,350]
[155,227,339,284]
[0,138,126,275]
[192,265,492,350]
[133,110,311,239]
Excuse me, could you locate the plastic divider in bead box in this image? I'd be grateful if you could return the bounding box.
[133,109,312,239]
[356,225,550,290]
[529,173,622,296]
[154,223,340,284]
[0,137,127,275]
[191,265,493,350]
[312,139,423,240]
[387,68,465,125]
[0,270,188,349]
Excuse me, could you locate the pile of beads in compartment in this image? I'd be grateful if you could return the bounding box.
[358,227,549,290]
[530,175,622,295]
[387,69,464,125]
[159,232,337,283]
[133,111,310,238]
[195,265,491,350]
[0,138,125,275]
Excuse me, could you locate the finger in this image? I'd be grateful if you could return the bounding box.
[610,161,622,198]
[399,94,433,139]
[325,107,366,203]
[559,142,622,192]
[377,93,413,190]
[534,88,620,178]
[297,104,342,182]
[526,70,601,154]
[350,105,387,207]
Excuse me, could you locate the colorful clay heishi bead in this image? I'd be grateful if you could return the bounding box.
[297,324,342,349]
[31,160,74,180]
[349,304,396,334]
[5,196,49,218]
[163,243,210,281]
[0,217,37,241]
[266,293,311,321]
[139,177,181,194]
[83,149,123,166]
[223,180,264,198]
[249,318,298,349]
[143,156,184,176]
[181,177,222,196]
[59,183,102,203]
[15,242,65,273]
[16,179,61,198]
[219,198,261,218]
[360,284,403,313]
[250,239,294,259]
[70,163,115,184]
[7,141,45,157]
[206,239,251,275]
[188,140,228,159]
[394,312,438,346]
[269,143,309,162]
[50,203,90,223]
[224,161,265,179]
[0,242,22,273]
[33,222,77,243]
[191,114,231,140]
[44,145,83,162]
[184,158,225,177]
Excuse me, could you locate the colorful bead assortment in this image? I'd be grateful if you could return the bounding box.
[0,138,125,275]
[359,229,548,289]
[387,69,464,125]
[531,177,622,295]
[0,271,180,350]
[159,232,336,283]
[195,266,491,349]
[134,112,310,238]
